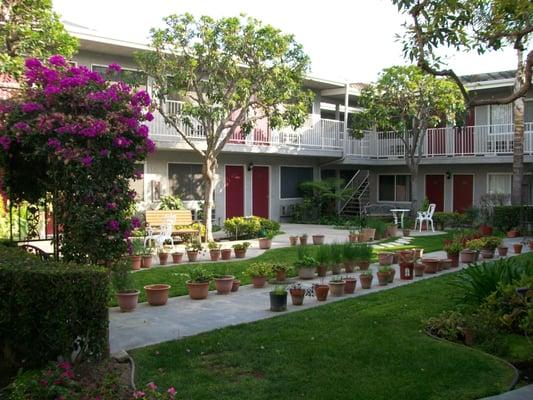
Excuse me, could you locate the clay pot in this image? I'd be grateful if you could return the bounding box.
[158,252,169,265]
[377,271,389,286]
[116,290,139,312]
[234,249,247,259]
[399,262,414,280]
[414,263,425,277]
[214,275,234,294]
[344,278,357,294]
[331,264,342,275]
[209,249,221,261]
[497,246,508,257]
[387,268,396,283]
[348,234,358,243]
[362,228,376,241]
[507,229,519,238]
[513,243,523,254]
[446,252,459,268]
[359,274,373,289]
[141,255,153,268]
[459,250,477,264]
[187,250,199,262]
[402,229,411,237]
[440,259,453,270]
[270,291,287,312]
[171,252,183,264]
[387,226,398,237]
[144,284,171,306]
[258,238,272,249]
[221,249,232,260]
[275,270,287,282]
[252,276,267,288]
[378,252,394,266]
[289,236,298,246]
[299,236,308,245]
[312,235,325,245]
[317,264,327,277]
[481,249,494,259]
[357,260,370,270]
[187,281,209,300]
[298,267,315,280]
[231,279,240,292]
[314,284,329,301]
[130,255,142,270]
[479,224,493,236]
[344,261,355,273]
[422,258,439,274]
[290,288,305,305]
[329,281,345,297]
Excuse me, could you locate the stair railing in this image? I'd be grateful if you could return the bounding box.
[339,170,369,215]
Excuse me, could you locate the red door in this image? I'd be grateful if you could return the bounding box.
[252,166,269,218]
[425,175,444,212]
[225,165,244,218]
[453,175,473,213]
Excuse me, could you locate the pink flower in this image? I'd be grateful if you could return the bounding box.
[132,391,146,399]
[25,58,42,69]
[167,387,177,396]
[137,125,149,137]
[47,138,62,151]
[99,149,110,157]
[147,382,157,390]
[21,102,44,113]
[106,202,117,210]
[145,138,156,153]
[145,112,154,121]
[81,155,93,167]
[58,361,72,370]
[131,217,141,229]
[107,219,120,232]
[132,90,151,107]
[13,121,30,132]
[0,136,11,151]
[108,63,122,73]
[49,55,67,66]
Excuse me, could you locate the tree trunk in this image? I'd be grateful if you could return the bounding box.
[511,49,525,205]
[202,155,217,243]
[409,160,419,217]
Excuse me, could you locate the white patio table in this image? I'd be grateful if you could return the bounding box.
[390,208,410,228]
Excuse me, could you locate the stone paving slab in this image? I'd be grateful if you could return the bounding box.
[480,384,533,400]
[109,236,527,353]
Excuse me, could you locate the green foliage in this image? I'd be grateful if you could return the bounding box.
[0,0,78,78]
[0,201,28,240]
[111,260,134,292]
[481,236,503,251]
[465,238,484,251]
[364,218,387,239]
[329,243,344,264]
[271,285,287,295]
[294,255,319,269]
[232,242,251,251]
[223,216,279,240]
[0,245,109,370]
[342,243,359,262]
[292,179,350,223]
[131,237,145,256]
[158,195,184,210]
[356,243,373,261]
[184,267,212,283]
[444,241,463,255]
[207,241,220,251]
[426,310,469,342]
[244,262,272,278]
[493,206,533,232]
[433,212,472,229]
[271,263,292,273]
[314,244,330,265]
[185,240,203,252]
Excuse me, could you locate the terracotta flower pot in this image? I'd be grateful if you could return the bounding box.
[210,249,221,261]
[252,276,267,288]
[298,267,315,280]
[359,274,373,289]
[414,263,425,277]
[258,238,272,249]
[231,279,240,292]
[481,249,494,259]
[130,255,142,270]
[158,253,169,265]
[344,261,355,273]
[513,243,523,254]
[497,246,508,257]
[221,249,232,260]
[387,226,398,237]
[446,252,459,268]
[270,292,287,312]
[214,275,234,295]
[422,258,439,274]
[187,250,199,262]
[344,278,357,294]
[440,259,453,270]
[187,281,209,300]
[378,252,393,266]
[234,249,247,259]
[141,255,153,268]
[377,271,389,286]
[402,229,411,237]
[357,260,370,270]
[116,290,139,312]
[399,262,414,280]
[299,236,308,245]
[312,235,325,245]
[275,270,287,282]
[362,228,376,241]
[529,241,533,250]
[314,284,329,301]
[459,250,476,264]
[289,236,298,246]
[479,224,493,236]
[144,284,171,306]
[507,229,519,238]
[348,234,358,243]
[387,268,396,283]
[171,252,183,264]
[329,281,345,297]
[317,264,327,277]
[290,288,305,305]
[399,250,415,263]
[331,264,342,275]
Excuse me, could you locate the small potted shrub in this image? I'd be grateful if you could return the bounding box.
[356,244,372,270]
[299,233,308,246]
[378,252,393,266]
[272,263,292,282]
[144,283,171,306]
[208,241,221,261]
[259,231,275,249]
[233,242,251,258]
[184,267,212,300]
[422,258,440,274]
[289,235,298,246]
[245,262,272,288]
[402,228,411,237]
[186,240,203,262]
[460,239,480,264]
[361,227,376,242]
[466,239,484,262]
[315,244,330,277]
[377,266,391,286]
[329,243,343,275]
[221,248,232,260]
[312,234,325,245]
[130,238,144,270]
[171,251,183,264]
[444,241,462,268]
[141,243,154,268]
[497,244,508,257]
[480,236,501,259]
[288,283,313,305]
[158,247,169,266]
[329,276,345,297]
[313,281,329,301]
[344,275,357,294]
[359,269,373,289]
[295,255,319,280]
[513,242,523,254]
[269,286,288,312]
[348,229,359,243]
[214,273,234,295]
[112,261,139,312]
[386,223,398,237]
[507,227,519,238]
[342,243,358,273]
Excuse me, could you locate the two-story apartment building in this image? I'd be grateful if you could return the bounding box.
[69,23,533,225]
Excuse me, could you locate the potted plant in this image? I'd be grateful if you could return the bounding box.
[171,251,183,264]
[315,244,330,277]
[233,241,251,258]
[269,286,288,312]
[513,242,523,254]
[378,252,393,266]
[184,267,212,299]
[208,241,221,261]
[344,275,357,294]
[313,281,329,301]
[480,236,502,259]
[312,234,325,245]
[299,233,308,245]
[141,243,154,268]
[288,283,313,305]
[478,224,493,236]
[329,243,343,274]
[356,244,372,270]
[398,250,414,280]
[361,227,376,241]
[112,261,139,312]
[440,259,452,270]
[342,243,358,273]
[359,269,373,289]
[387,266,396,283]
[245,262,272,288]
[466,238,484,262]
[144,283,171,306]
[377,266,391,286]
[295,255,319,280]
[272,263,292,282]
[422,258,440,274]
[497,244,508,257]
[221,248,232,260]
[213,273,234,295]
[386,223,398,237]
[348,229,359,243]
[329,276,345,297]
[444,241,462,268]
[507,227,519,238]
[289,235,298,246]
[414,263,425,277]
[529,240,533,250]
[231,279,240,292]
[259,231,275,249]
[402,228,411,237]
[130,238,144,270]
[158,247,169,265]
[186,240,203,262]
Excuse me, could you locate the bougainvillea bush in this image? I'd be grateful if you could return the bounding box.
[0,56,155,263]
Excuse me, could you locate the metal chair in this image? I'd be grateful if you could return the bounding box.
[144,217,175,248]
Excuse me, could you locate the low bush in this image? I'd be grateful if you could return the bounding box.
[493,205,533,232]
[0,245,109,371]
[223,216,280,240]
[433,212,472,229]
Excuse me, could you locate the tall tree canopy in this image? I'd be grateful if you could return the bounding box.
[353,65,464,212]
[137,14,312,241]
[393,0,533,204]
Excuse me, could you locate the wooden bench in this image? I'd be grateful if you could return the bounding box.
[145,210,201,241]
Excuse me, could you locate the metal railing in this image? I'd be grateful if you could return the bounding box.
[339,170,370,214]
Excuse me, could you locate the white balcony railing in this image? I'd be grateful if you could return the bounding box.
[149,101,533,159]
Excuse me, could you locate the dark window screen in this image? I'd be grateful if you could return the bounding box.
[168,163,204,201]
[280,167,313,198]
[379,175,395,201]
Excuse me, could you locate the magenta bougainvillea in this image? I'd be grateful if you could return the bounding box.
[0,55,155,263]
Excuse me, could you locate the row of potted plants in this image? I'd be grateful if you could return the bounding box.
[288,233,325,246]
[443,235,520,265]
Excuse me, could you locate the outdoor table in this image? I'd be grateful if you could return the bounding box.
[390,209,410,228]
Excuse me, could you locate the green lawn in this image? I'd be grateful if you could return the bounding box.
[131,271,515,400]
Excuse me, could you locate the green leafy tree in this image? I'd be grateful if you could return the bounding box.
[393,0,533,205]
[353,65,464,212]
[137,14,312,241]
[0,0,78,79]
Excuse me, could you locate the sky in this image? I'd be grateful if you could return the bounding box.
[52,0,520,83]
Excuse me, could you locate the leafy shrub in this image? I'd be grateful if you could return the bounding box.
[158,195,184,210]
[244,262,272,277]
[0,245,109,371]
[426,311,468,342]
[433,212,472,229]
[363,218,387,239]
[291,179,350,223]
[223,216,279,239]
[493,206,533,232]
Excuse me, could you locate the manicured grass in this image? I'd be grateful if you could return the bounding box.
[131,272,515,399]
[379,231,455,253]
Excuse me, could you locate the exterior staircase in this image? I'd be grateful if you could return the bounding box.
[339,170,369,218]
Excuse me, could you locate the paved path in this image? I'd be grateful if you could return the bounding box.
[480,384,533,400]
[109,235,527,353]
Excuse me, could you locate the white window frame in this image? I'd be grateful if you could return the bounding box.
[486,172,512,195]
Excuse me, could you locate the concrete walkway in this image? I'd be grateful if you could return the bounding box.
[109,234,529,353]
[481,385,533,400]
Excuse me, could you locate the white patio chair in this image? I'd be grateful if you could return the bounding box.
[414,203,436,232]
[144,217,175,248]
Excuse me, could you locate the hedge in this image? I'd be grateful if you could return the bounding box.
[223,216,281,239]
[0,245,110,371]
[493,206,533,232]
